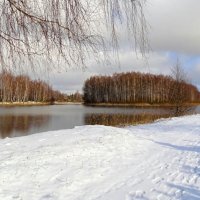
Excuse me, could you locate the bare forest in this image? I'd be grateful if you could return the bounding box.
[83,72,200,104]
[0,70,65,103]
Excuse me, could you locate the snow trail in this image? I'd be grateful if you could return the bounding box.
[0,115,200,200]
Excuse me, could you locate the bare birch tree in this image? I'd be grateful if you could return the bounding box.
[170,59,193,116]
[0,0,148,70]
[83,71,200,105]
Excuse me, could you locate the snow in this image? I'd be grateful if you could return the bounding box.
[0,115,200,200]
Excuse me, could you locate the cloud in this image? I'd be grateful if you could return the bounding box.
[46,0,200,93]
[148,0,200,55]
[49,51,174,93]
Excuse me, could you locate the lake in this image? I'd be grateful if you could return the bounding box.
[0,104,199,139]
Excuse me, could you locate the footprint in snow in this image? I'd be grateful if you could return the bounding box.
[152,177,163,184]
[126,190,148,200]
[40,194,55,200]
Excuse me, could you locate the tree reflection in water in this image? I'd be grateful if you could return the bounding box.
[85,113,170,127]
[84,107,196,127]
[0,106,197,139]
[170,105,196,117]
[0,115,50,138]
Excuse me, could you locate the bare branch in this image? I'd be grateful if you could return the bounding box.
[0,0,148,70]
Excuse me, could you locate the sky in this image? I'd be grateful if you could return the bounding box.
[46,0,200,94]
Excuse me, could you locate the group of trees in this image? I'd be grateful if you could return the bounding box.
[65,92,83,102]
[0,70,65,102]
[83,72,200,104]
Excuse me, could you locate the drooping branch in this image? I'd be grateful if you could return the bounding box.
[0,0,148,70]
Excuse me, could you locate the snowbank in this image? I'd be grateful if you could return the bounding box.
[0,115,200,200]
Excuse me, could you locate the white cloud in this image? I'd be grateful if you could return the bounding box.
[148,0,200,55]
[49,51,174,93]
[46,0,200,93]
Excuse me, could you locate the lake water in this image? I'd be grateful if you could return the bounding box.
[0,104,199,138]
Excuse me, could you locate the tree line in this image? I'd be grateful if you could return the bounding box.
[66,92,83,102]
[0,70,65,103]
[83,72,200,104]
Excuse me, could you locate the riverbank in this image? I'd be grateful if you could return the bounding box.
[0,101,83,106]
[1,101,199,107]
[54,101,83,105]
[0,102,51,106]
[0,114,199,199]
[85,102,200,107]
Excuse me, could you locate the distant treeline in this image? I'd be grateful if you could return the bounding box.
[0,70,65,102]
[66,92,83,102]
[83,72,200,104]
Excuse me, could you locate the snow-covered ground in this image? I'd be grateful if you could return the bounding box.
[0,115,200,200]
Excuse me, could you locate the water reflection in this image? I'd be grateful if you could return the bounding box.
[0,105,199,139]
[84,106,198,127]
[0,115,50,139]
[169,105,196,117]
[85,113,172,127]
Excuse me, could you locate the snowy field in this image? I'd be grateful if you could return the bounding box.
[0,115,200,200]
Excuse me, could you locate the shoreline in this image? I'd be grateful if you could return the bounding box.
[0,101,83,107]
[0,102,51,106]
[84,102,200,107]
[53,101,83,105]
[0,101,199,107]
